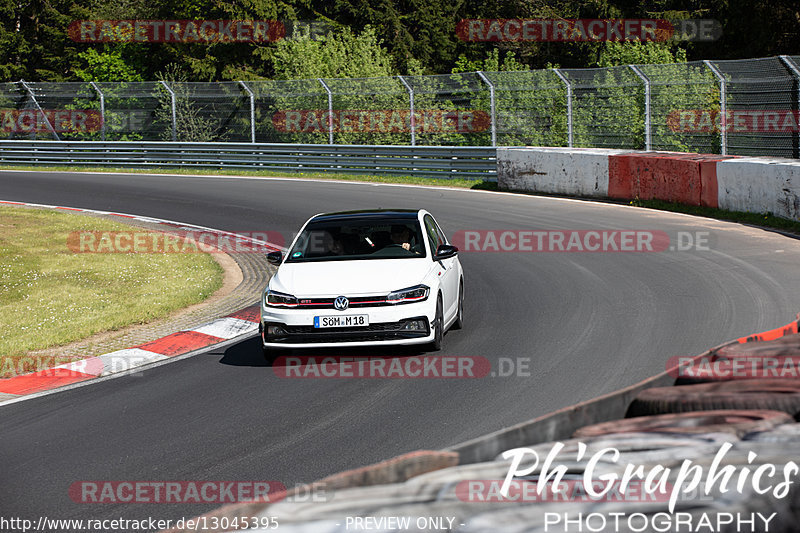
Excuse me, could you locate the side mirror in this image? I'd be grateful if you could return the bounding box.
[267,250,283,265]
[434,244,458,261]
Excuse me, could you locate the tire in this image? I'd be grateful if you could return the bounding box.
[628,379,800,418]
[573,409,793,438]
[451,281,464,330]
[743,422,800,443]
[717,333,800,359]
[429,295,443,351]
[676,334,800,385]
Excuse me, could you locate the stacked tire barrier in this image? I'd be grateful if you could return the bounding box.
[165,316,800,532]
[498,147,800,222]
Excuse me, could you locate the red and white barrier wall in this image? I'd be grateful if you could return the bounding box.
[498,147,800,221]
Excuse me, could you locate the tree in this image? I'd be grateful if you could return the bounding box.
[74,48,144,82]
[271,26,395,79]
[0,0,89,81]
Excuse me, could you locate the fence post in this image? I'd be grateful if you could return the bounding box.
[238,81,256,143]
[317,78,334,144]
[159,80,177,141]
[553,69,573,148]
[704,60,727,155]
[89,81,105,141]
[779,55,800,159]
[397,75,415,146]
[19,80,60,141]
[476,71,497,147]
[629,65,651,151]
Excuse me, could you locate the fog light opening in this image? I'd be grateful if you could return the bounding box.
[402,320,426,331]
[266,325,286,336]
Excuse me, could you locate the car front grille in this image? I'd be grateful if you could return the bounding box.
[263,317,430,344]
[294,295,392,310]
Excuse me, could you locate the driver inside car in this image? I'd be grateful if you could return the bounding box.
[390,224,416,252]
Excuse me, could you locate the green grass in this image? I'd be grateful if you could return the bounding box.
[0,206,223,377]
[627,198,800,236]
[0,164,500,190]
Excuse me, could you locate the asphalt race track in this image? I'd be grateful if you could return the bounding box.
[3,170,800,526]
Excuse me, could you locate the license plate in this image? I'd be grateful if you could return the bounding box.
[314,315,369,328]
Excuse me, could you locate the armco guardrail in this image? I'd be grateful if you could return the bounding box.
[499,147,800,221]
[0,141,497,180]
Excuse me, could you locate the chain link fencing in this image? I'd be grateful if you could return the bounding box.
[2,55,800,158]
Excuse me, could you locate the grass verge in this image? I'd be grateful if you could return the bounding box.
[0,206,223,377]
[628,198,800,237]
[0,164,500,190]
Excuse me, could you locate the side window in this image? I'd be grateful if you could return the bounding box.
[424,215,444,256]
[432,219,448,246]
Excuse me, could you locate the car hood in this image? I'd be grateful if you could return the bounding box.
[270,258,434,297]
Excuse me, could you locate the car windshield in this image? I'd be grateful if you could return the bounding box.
[286,217,427,262]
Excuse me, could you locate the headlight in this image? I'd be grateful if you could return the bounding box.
[265,289,299,308]
[386,285,429,304]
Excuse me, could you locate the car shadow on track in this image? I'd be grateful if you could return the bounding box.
[217,336,431,368]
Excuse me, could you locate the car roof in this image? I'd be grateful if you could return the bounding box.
[310,209,422,222]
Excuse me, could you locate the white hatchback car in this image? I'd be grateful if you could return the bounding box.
[260,209,464,356]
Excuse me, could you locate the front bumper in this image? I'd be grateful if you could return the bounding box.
[261,299,435,348]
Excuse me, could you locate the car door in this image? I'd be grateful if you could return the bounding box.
[424,215,459,322]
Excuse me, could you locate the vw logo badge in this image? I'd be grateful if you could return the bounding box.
[334,296,349,311]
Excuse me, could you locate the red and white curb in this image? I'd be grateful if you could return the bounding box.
[0,199,282,404]
[0,306,261,399]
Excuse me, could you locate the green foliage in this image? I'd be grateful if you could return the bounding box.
[595,42,687,67]
[75,48,144,82]
[452,49,528,74]
[154,64,219,142]
[271,26,395,79]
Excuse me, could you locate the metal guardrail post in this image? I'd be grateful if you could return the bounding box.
[89,81,105,141]
[704,60,727,155]
[317,78,334,144]
[779,56,800,159]
[19,80,60,141]
[476,71,497,147]
[238,81,256,143]
[629,65,651,151]
[397,75,415,146]
[159,80,177,142]
[553,69,573,148]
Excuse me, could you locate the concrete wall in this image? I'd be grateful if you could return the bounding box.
[607,152,736,208]
[716,157,800,221]
[497,147,633,197]
[498,147,800,222]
